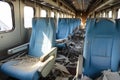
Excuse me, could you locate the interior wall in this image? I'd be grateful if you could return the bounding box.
[0,0,28,59]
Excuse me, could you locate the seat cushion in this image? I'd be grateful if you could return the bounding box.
[1,58,41,80]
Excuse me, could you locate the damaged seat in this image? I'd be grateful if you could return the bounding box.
[76,18,120,79]
[0,18,57,80]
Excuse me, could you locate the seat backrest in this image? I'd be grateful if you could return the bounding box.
[29,18,55,57]
[69,18,75,34]
[83,18,120,78]
[56,18,69,39]
[69,18,81,35]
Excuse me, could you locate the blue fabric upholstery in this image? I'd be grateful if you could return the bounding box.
[69,18,81,35]
[56,18,69,39]
[56,18,69,48]
[1,18,56,80]
[29,18,54,57]
[83,18,120,78]
[69,19,75,34]
[56,18,81,48]
[1,61,40,80]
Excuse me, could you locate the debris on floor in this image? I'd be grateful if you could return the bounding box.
[47,28,85,80]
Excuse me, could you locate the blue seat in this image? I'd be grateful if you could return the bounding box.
[56,18,70,48]
[69,18,81,35]
[85,18,95,36]
[56,18,69,39]
[69,19,75,35]
[1,18,57,80]
[56,18,81,48]
[75,18,80,28]
[83,18,120,79]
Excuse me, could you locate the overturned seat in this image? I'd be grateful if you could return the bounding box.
[0,18,57,80]
[83,18,120,79]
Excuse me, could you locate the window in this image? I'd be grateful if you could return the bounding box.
[103,12,106,17]
[0,1,13,32]
[24,6,34,28]
[51,11,54,17]
[57,13,59,18]
[108,11,112,18]
[61,13,63,18]
[40,9,46,17]
[117,9,120,19]
[64,14,66,18]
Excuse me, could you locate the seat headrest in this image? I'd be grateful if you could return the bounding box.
[86,18,117,35]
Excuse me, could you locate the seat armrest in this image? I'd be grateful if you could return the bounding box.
[8,43,29,55]
[56,38,68,43]
[38,47,57,77]
[40,47,57,62]
[74,55,83,80]
[38,55,55,77]
[38,55,54,71]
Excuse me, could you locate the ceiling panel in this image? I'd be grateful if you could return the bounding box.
[64,0,93,11]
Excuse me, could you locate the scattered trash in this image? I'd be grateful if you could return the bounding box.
[47,28,85,80]
[96,70,120,80]
[55,77,69,80]
[81,76,92,80]
[55,63,70,75]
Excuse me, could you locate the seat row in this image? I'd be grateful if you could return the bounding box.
[0,17,81,80]
[56,18,81,48]
[1,18,119,80]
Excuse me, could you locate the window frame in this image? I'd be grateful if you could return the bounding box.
[0,1,15,34]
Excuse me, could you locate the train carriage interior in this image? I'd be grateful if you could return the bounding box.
[0,0,120,80]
